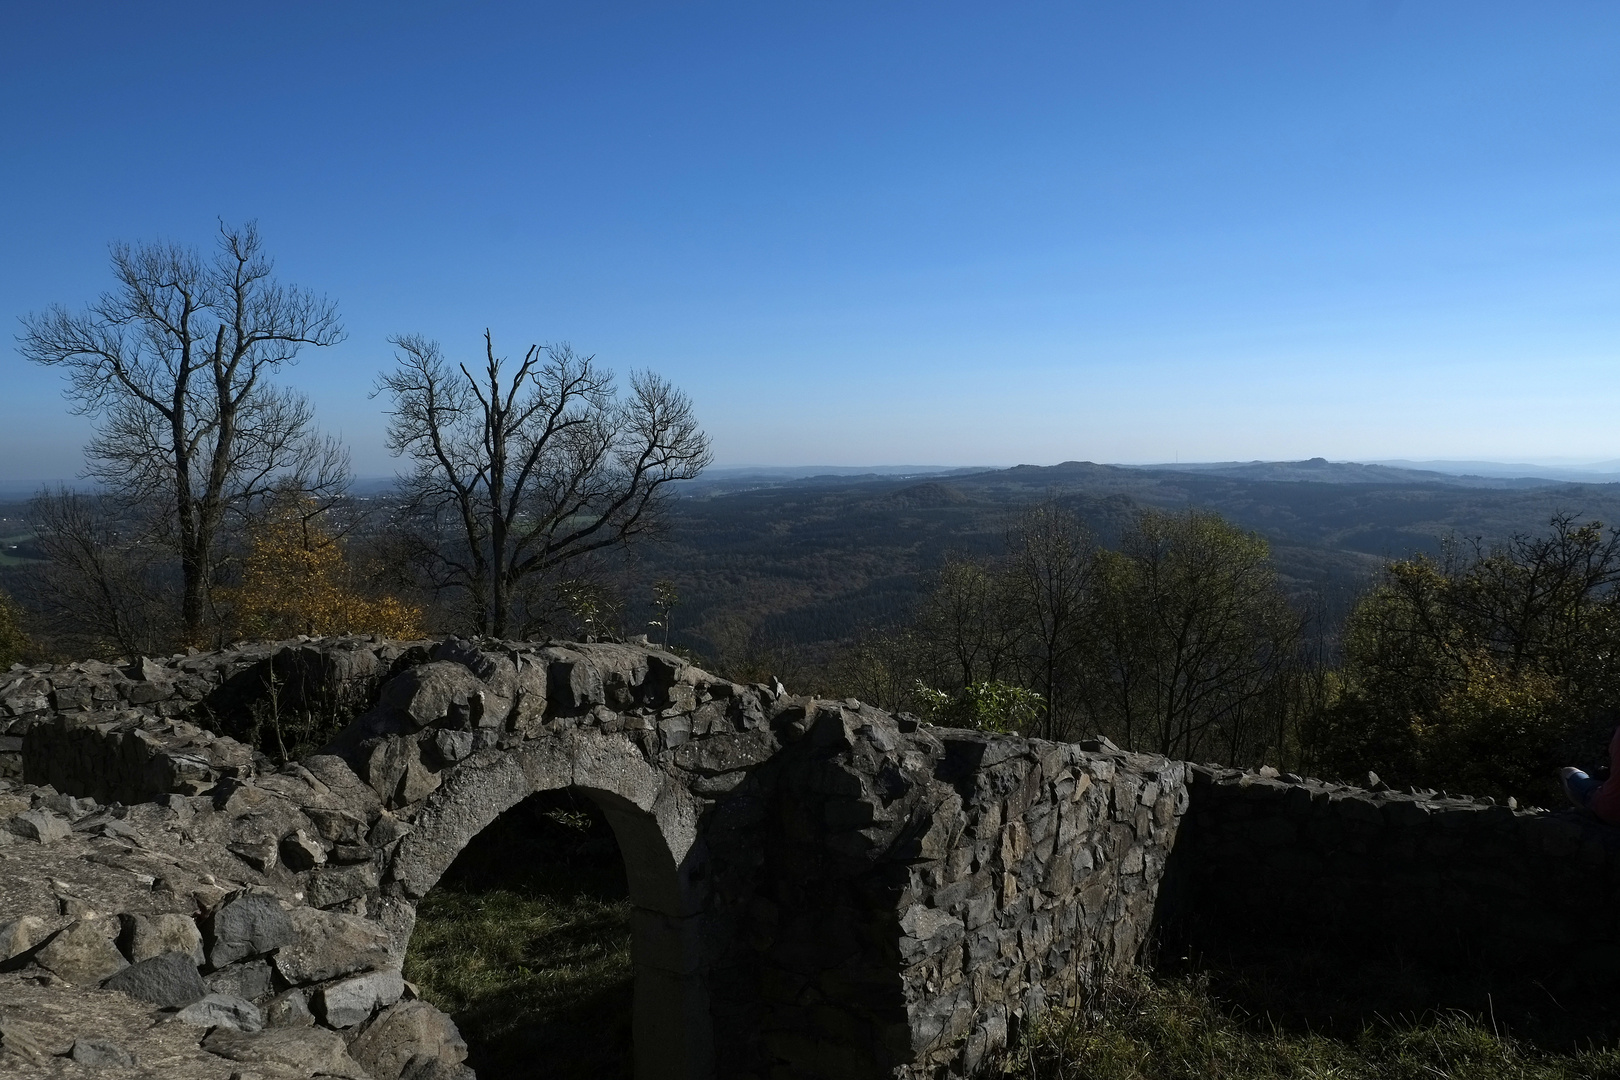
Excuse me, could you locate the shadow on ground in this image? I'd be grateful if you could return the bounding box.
[1157,939,1620,1055]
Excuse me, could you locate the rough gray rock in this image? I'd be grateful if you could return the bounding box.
[360,737,417,805]
[0,914,48,961]
[207,891,295,968]
[375,661,489,734]
[317,968,405,1028]
[431,729,475,766]
[280,828,327,871]
[70,1036,137,1067]
[203,1024,371,1078]
[274,906,391,985]
[348,1000,469,1080]
[306,860,381,909]
[103,950,208,1007]
[178,991,264,1032]
[263,987,315,1028]
[6,808,69,843]
[120,910,205,964]
[35,918,128,985]
[301,753,384,819]
[305,806,369,846]
[206,957,274,1001]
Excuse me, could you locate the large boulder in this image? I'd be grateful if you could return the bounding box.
[103,951,208,1008]
[34,918,127,985]
[207,891,295,968]
[274,906,391,985]
[348,1000,469,1080]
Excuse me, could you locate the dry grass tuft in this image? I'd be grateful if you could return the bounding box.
[997,971,1620,1080]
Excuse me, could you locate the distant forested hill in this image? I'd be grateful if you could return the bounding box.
[615,461,1620,671]
[9,460,1620,675]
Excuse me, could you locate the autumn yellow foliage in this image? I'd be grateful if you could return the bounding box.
[0,590,31,668]
[224,503,423,640]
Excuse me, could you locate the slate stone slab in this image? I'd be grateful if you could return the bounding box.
[6,808,69,843]
[104,951,208,1008]
[178,992,264,1032]
[71,1036,137,1067]
[207,892,294,968]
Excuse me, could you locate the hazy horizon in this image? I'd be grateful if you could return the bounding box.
[10,455,1620,501]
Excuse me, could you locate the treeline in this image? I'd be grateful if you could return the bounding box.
[6,221,707,663]
[820,504,1323,768]
[13,485,420,661]
[799,506,1620,807]
[1316,515,1620,803]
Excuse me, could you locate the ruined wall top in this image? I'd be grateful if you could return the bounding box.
[7,634,1607,1079]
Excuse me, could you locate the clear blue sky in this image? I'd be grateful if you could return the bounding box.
[3,2,1619,484]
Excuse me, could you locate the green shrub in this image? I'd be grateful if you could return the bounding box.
[913,679,1044,733]
[1310,517,1620,802]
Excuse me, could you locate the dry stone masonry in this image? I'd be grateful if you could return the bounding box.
[1161,764,1620,1011]
[1,636,1614,1078]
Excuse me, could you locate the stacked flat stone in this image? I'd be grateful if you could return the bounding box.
[1167,764,1620,1000]
[19,635,1602,1079]
[0,635,429,783]
[0,773,469,1080]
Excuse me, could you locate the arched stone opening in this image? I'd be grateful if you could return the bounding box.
[385,734,715,1080]
[405,787,636,1077]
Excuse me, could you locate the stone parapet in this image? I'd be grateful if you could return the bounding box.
[18,635,1594,1077]
[1165,765,1620,1005]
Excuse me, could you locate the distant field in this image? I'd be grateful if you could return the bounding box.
[0,527,42,566]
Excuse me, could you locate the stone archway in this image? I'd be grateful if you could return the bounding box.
[6,635,1209,1079]
[380,729,716,1080]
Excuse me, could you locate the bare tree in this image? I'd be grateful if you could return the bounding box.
[913,556,1025,690]
[18,222,346,643]
[26,488,174,660]
[377,331,712,637]
[1089,509,1303,761]
[1006,501,1095,740]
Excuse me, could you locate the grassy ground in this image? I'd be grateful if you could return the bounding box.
[403,791,634,1080]
[998,971,1620,1080]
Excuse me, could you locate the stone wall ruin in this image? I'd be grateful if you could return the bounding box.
[0,636,1615,1078]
